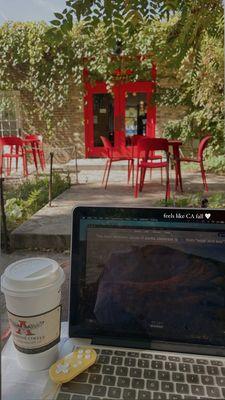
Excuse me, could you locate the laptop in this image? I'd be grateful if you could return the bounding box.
[55,206,225,400]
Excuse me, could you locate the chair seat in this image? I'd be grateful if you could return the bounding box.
[139,161,168,168]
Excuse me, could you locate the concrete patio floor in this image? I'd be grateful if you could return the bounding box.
[9,166,225,251]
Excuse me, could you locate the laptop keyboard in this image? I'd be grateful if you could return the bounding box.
[56,347,225,400]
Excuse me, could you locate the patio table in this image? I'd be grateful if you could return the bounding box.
[130,137,183,192]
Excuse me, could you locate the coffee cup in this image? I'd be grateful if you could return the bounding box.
[1,257,65,371]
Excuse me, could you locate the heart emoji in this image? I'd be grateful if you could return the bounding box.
[205,213,211,219]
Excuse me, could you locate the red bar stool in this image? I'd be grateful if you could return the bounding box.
[0,136,28,177]
[23,133,46,172]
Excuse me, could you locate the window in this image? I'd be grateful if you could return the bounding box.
[0,91,21,137]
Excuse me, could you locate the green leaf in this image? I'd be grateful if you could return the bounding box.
[50,19,61,26]
[54,13,64,19]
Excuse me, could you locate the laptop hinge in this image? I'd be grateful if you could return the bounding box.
[92,336,150,349]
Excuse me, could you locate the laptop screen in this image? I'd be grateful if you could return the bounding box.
[70,207,225,353]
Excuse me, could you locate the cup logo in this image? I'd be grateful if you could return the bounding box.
[205,213,211,219]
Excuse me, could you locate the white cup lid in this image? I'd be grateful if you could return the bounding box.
[1,258,65,296]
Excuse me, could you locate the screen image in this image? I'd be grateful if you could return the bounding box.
[70,208,225,350]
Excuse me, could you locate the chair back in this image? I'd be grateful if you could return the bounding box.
[137,137,169,161]
[130,135,142,146]
[100,136,113,157]
[197,135,211,161]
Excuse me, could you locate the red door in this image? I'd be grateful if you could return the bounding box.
[84,80,156,158]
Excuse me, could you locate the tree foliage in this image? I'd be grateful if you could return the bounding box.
[0,0,224,155]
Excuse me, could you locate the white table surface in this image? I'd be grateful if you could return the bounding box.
[1,322,70,400]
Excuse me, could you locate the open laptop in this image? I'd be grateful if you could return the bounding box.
[56,206,225,400]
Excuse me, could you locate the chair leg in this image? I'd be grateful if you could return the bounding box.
[161,167,163,184]
[135,165,140,198]
[102,159,109,185]
[105,159,112,189]
[140,167,146,192]
[127,160,131,184]
[200,161,208,191]
[165,165,170,201]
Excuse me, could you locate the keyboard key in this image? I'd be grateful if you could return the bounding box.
[130,368,142,378]
[141,353,153,359]
[102,365,115,374]
[168,356,180,362]
[211,360,223,366]
[111,356,123,365]
[186,374,199,384]
[101,349,113,355]
[98,355,110,364]
[71,396,85,400]
[179,363,191,373]
[168,395,182,400]
[172,373,184,382]
[117,377,130,387]
[128,352,139,357]
[123,389,136,399]
[201,375,214,385]
[191,384,204,396]
[93,348,100,354]
[165,362,177,371]
[74,373,88,382]
[182,358,194,363]
[61,383,92,395]
[125,357,136,367]
[147,380,159,391]
[158,371,170,381]
[155,354,166,360]
[216,376,225,386]
[161,381,174,392]
[152,360,163,370]
[206,386,220,398]
[193,364,205,374]
[138,359,149,368]
[196,358,208,365]
[222,367,225,376]
[116,366,128,376]
[56,394,71,400]
[92,385,107,397]
[103,375,116,386]
[207,366,219,375]
[87,397,99,400]
[108,387,121,398]
[138,390,151,399]
[152,393,167,399]
[132,378,145,389]
[114,350,126,356]
[88,374,102,384]
[222,388,225,397]
[176,383,189,394]
[144,369,156,379]
[88,364,101,373]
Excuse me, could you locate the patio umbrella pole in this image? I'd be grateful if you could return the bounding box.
[0,178,9,252]
[49,152,54,207]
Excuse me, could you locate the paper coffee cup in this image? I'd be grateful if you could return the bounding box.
[1,257,65,371]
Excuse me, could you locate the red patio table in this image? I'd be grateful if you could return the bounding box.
[130,136,183,192]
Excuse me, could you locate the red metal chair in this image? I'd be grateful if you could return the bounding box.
[100,136,134,189]
[0,136,28,177]
[135,137,170,200]
[131,134,164,183]
[23,133,46,172]
[179,135,211,191]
